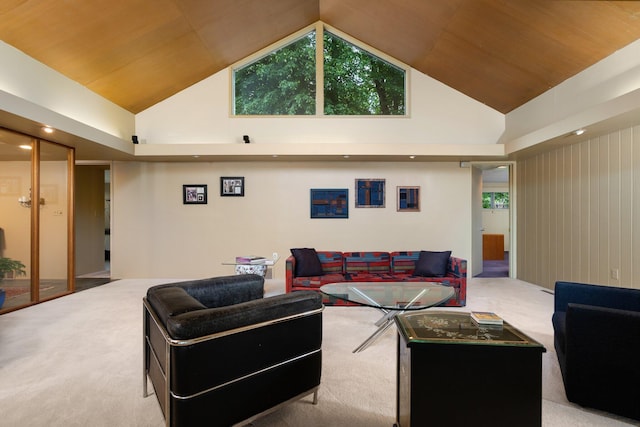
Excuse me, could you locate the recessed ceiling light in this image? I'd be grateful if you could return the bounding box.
[573,129,585,136]
[42,126,54,134]
[343,155,350,159]
[409,155,416,159]
[19,144,32,150]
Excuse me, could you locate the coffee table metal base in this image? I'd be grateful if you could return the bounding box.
[351,287,428,353]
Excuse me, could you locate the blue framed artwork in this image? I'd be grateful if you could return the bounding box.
[397,186,420,212]
[355,178,385,208]
[310,189,349,218]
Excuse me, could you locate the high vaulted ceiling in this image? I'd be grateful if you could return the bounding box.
[1,0,639,115]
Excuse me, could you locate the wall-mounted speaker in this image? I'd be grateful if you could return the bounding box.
[132,135,139,144]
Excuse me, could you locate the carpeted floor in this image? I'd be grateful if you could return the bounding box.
[0,277,637,427]
[475,251,509,278]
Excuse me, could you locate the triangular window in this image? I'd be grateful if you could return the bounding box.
[233,23,407,116]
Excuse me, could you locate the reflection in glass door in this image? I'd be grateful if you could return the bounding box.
[0,129,32,311]
[0,129,74,312]
[38,140,74,301]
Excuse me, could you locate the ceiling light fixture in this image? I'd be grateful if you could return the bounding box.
[573,129,585,136]
[19,144,32,150]
[409,155,416,159]
[42,126,54,134]
[343,155,350,159]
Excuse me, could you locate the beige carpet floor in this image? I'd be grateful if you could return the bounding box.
[0,277,637,426]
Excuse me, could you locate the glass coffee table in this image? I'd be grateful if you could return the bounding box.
[320,282,455,352]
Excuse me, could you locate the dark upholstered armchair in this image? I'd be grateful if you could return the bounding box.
[552,281,640,421]
[143,274,324,426]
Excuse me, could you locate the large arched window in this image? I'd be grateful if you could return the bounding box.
[233,22,407,116]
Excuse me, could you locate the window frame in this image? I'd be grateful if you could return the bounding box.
[230,21,410,117]
[482,192,510,210]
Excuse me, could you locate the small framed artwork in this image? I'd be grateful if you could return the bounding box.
[183,184,207,204]
[220,177,244,197]
[355,178,385,208]
[310,188,349,218]
[397,186,420,212]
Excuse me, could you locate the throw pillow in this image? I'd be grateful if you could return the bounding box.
[414,250,451,277]
[290,248,324,277]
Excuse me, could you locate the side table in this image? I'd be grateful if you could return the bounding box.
[222,254,279,278]
[233,264,268,276]
[394,311,546,427]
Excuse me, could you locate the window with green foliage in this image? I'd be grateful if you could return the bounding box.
[233,25,406,116]
[234,32,316,115]
[483,192,509,209]
[323,32,405,115]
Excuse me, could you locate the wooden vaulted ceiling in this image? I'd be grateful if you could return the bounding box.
[1,0,639,115]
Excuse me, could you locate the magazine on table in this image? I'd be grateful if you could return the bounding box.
[471,311,503,325]
[235,256,266,264]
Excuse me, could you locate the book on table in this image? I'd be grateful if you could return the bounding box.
[235,256,266,264]
[471,311,503,325]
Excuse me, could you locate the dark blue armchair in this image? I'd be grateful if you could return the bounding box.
[552,281,640,421]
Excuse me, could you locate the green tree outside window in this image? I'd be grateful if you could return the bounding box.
[233,26,406,116]
[234,32,316,115]
[323,32,405,115]
[483,192,509,209]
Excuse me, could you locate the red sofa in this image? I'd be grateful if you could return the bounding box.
[286,250,466,307]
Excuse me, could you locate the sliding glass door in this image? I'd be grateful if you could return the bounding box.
[0,128,74,312]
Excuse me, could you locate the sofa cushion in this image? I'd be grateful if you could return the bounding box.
[316,251,344,274]
[344,272,400,282]
[290,248,323,277]
[414,250,451,277]
[292,273,345,290]
[343,251,390,274]
[390,251,420,274]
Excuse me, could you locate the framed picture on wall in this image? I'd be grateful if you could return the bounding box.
[220,177,244,197]
[183,184,207,204]
[355,178,385,208]
[310,188,349,218]
[397,186,420,212]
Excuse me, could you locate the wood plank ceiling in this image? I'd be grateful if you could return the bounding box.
[1,0,639,114]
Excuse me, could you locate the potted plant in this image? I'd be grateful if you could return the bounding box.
[0,257,27,309]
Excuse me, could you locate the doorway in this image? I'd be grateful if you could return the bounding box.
[75,164,111,286]
[472,163,513,278]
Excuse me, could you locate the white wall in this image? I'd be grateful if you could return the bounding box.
[135,68,504,146]
[0,41,134,141]
[111,161,472,279]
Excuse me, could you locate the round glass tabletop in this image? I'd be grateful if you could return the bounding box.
[320,281,454,310]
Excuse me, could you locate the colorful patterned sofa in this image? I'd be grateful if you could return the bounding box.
[286,249,466,307]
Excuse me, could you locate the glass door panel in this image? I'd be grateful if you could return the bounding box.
[0,129,33,311]
[39,140,71,300]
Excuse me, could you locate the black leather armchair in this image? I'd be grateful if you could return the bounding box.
[552,281,640,421]
[143,274,323,426]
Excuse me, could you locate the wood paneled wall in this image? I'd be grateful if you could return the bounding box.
[517,124,640,290]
